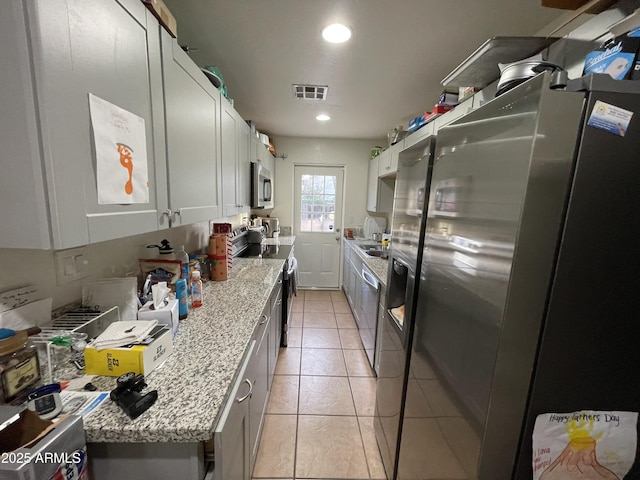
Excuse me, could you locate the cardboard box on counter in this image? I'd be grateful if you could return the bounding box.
[0,408,88,480]
[142,0,177,37]
[84,325,173,377]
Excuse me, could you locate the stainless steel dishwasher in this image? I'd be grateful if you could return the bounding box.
[359,264,379,367]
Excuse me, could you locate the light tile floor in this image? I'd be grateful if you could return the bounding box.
[252,289,386,480]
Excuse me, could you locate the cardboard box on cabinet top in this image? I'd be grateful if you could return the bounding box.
[142,0,177,37]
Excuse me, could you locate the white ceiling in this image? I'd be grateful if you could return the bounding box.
[163,0,565,140]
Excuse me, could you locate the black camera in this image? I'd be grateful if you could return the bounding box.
[110,372,158,419]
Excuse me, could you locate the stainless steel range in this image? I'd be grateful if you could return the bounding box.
[231,226,296,347]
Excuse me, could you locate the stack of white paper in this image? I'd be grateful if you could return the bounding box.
[90,320,158,350]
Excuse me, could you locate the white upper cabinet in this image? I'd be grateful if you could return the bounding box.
[433,96,474,130]
[367,155,394,213]
[377,150,391,177]
[249,133,259,164]
[377,141,403,178]
[264,150,275,184]
[237,121,251,211]
[221,97,251,216]
[254,142,276,205]
[403,123,435,150]
[161,29,222,225]
[367,156,380,211]
[0,0,169,249]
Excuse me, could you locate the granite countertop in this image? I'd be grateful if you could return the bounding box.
[83,257,284,444]
[346,239,389,287]
[264,235,295,246]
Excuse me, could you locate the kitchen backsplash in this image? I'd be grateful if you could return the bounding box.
[0,214,244,311]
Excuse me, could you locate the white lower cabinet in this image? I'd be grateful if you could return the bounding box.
[0,0,169,249]
[343,246,364,325]
[269,277,283,390]
[343,243,353,302]
[248,308,269,473]
[215,275,283,480]
[213,341,254,480]
[343,242,363,317]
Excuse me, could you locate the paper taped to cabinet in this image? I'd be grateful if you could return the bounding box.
[89,93,149,204]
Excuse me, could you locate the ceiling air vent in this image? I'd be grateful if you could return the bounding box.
[293,84,328,100]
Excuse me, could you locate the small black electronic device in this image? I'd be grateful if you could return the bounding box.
[110,372,158,419]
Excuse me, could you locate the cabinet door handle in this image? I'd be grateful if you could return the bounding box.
[237,379,253,403]
[278,279,283,284]
[171,209,182,224]
[276,300,282,306]
[259,314,269,325]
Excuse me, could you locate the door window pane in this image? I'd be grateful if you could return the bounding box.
[300,175,337,232]
[313,176,325,194]
[302,175,313,195]
[324,176,336,194]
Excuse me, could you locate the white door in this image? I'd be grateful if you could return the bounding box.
[294,166,344,288]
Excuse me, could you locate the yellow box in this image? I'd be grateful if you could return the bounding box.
[84,325,173,377]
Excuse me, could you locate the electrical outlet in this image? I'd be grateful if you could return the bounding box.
[55,247,89,285]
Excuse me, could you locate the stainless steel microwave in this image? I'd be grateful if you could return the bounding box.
[251,162,274,209]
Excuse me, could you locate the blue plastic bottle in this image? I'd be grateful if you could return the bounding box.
[176,278,189,320]
[176,245,190,286]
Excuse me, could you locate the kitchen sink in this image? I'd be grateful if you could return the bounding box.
[356,243,386,258]
[357,243,382,251]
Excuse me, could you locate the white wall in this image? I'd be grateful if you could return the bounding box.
[269,136,385,233]
[0,215,242,310]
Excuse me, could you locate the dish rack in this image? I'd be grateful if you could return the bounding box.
[363,216,387,240]
[40,306,120,340]
[32,306,120,383]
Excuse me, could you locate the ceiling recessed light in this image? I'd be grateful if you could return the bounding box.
[316,114,331,121]
[322,23,352,43]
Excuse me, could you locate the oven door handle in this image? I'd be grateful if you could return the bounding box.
[287,256,297,275]
[362,268,379,290]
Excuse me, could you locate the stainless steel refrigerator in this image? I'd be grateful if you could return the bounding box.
[374,133,436,477]
[375,72,640,480]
